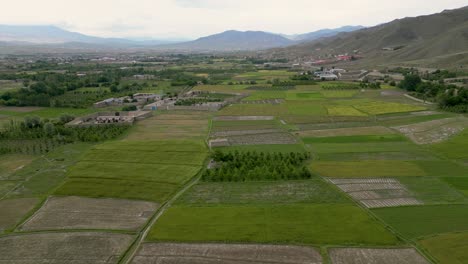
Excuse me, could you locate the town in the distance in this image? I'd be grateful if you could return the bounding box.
[0,3,467,264]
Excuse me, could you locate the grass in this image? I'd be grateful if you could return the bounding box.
[309,142,421,154]
[399,177,468,204]
[321,90,358,98]
[0,154,36,179]
[414,160,468,177]
[147,204,399,245]
[284,101,328,116]
[431,130,468,161]
[243,91,286,101]
[219,104,287,116]
[211,120,280,132]
[286,92,323,100]
[302,134,406,144]
[443,177,468,195]
[419,232,468,264]
[215,144,306,153]
[177,179,350,205]
[3,143,94,199]
[354,101,426,115]
[54,140,207,202]
[373,205,468,239]
[310,160,426,177]
[327,106,367,116]
[55,178,179,203]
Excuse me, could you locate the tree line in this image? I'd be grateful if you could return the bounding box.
[202,150,312,182]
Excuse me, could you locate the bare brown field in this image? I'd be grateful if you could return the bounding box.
[393,117,468,144]
[298,126,393,137]
[125,114,209,140]
[0,198,38,232]
[0,232,134,264]
[328,178,423,209]
[329,248,429,264]
[21,196,158,231]
[214,116,275,121]
[131,243,322,264]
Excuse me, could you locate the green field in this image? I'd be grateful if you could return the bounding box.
[302,134,406,144]
[327,105,367,116]
[55,140,207,202]
[148,204,399,245]
[354,101,426,115]
[177,179,350,205]
[310,160,426,177]
[419,232,468,264]
[431,130,468,161]
[215,144,306,153]
[373,205,468,239]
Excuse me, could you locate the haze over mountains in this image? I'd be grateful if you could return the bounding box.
[0,25,364,51]
[0,5,466,69]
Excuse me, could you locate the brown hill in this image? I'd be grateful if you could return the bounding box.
[266,6,468,69]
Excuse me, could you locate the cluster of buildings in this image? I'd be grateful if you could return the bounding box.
[93,93,162,108]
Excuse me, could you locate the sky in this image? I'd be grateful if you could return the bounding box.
[0,0,467,39]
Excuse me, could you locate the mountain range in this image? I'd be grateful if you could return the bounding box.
[267,6,468,69]
[0,25,364,51]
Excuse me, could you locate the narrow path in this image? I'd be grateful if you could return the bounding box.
[404,94,435,105]
[119,171,204,264]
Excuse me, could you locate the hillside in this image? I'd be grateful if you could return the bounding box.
[158,30,294,51]
[267,6,468,69]
[288,25,365,42]
[0,25,178,47]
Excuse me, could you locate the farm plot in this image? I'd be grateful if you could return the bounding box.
[311,161,426,178]
[285,101,328,116]
[302,134,406,144]
[193,84,250,93]
[2,143,94,199]
[327,106,367,116]
[125,113,209,140]
[329,248,429,264]
[0,154,35,179]
[321,90,358,98]
[286,91,323,100]
[309,142,421,154]
[0,232,133,264]
[177,180,349,205]
[431,130,468,161]
[0,198,38,232]
[219,132,297,146]
[147,204,398,245]
[55,140,207,202]
[131,243,323,264]
[21,196,158,231]
[298,126,394,137]
[211,119,283,137]
[419,232,468,264]
[393,117,468,144]
[373,205,468,239]
[400,177,468,204]
[219,104,287,116]
[443,177,468,196]
[213,116,275,121]
[243,91,286,101]
[354,101,426,115]
[215,144,306,153]
[328,178,423,208]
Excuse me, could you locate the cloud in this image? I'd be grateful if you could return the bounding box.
[0,0,466,39]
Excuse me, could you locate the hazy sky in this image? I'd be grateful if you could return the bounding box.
[1,0,467,39]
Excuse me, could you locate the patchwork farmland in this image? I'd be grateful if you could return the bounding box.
[1,66,467,264]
